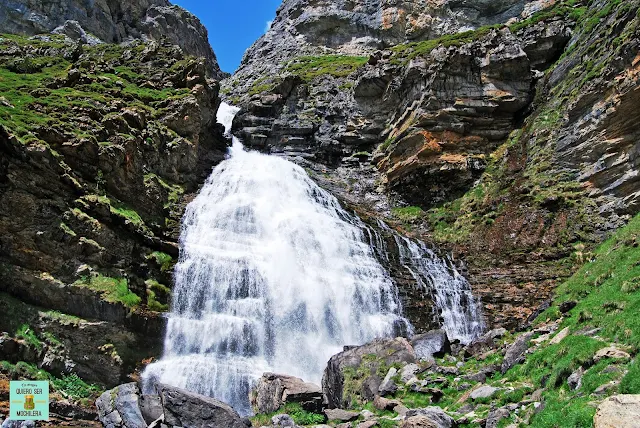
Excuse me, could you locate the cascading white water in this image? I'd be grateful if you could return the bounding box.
[143,103,411,415]
[392,232,485,345]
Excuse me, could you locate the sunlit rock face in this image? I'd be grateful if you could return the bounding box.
[271,0,531,51]
[0,0,224,78]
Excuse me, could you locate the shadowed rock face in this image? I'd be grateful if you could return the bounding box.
[0,0,225,78]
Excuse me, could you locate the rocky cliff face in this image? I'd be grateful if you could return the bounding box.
[0,32,227,412]
[1,0,639,424]
[224,0,538,109]
[226,0,640,331]
[0,0,225,78]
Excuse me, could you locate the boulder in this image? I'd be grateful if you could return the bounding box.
[549,327,570,345]
[322,337,416,409]
[250,372,323,413]
[1,421,35,428]
[324,409,360,422]
[411,330,451,359]
[400,363,421,383]
[156,383,250,428]
[463,328,507,358]
[567,367,585,390]
[403,407,455,428]
[373,395,400,411]
[272,414,298,427]
[96,383,147,428]
[594,347,631,363]
[486,407,510,428]
[462,365,499,384]
[49,399,97,420]
[594,395,640,428]
[139,394,163,425]
[559,301,577,313]
[501,332,534,374]
[470,385,500,400]
[378,367,398,396]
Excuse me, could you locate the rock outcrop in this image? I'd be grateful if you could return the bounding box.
[225,0,640,332]
[157,384,250,428]
[226,7,576,330]
[96,383,251,428]
[0,34,227,388]
[411,330,451,360]
[96,383,147,428]
[226,0,539,101]
[322,337,416,409]
[250,373,323,414]
[594,395,640,428]
[0,0,225,78]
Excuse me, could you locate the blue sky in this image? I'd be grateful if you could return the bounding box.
[172,0,282,73]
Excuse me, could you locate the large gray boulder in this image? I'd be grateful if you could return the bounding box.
[322,337,416,409]
[411,330,451,359]
[250,372,323,414]
[594,395,640,428]
[402,407,456,428]
[501,332,534,374]
[156,383,250,428]
[97,382,251,428]
[95,383,147,428]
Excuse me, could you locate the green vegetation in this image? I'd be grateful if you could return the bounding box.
[15,324,43,351]
[149,251,174,272]
[53,373,101,399]
[74,273,141,308]
[145,279,171,312]
[539,213,640,348]
[379,137,395,152]
[388,0,590,66]
[1,361,100,400]
[508,213,640,425]
[509,336,605,389]
[80,194,151,234]
[59,222,77,237]
[250,403,325,426]
[620,358,640,393]
[392,206,425,223]
[286,55,368,82]
[144,174,185,209]
[509,0,587,33]
[44,310,82,326]
[390,25,501,64]
[1,361,50,381]
[342,354,402,408]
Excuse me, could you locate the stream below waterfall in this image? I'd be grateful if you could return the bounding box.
[142,103,484,415]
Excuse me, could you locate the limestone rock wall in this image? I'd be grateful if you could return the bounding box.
[0,0,225,78]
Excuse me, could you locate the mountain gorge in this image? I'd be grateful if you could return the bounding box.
[0,0,639,427]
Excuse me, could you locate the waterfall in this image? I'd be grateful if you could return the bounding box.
[142,103,411,415]
[391,232,485,345]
